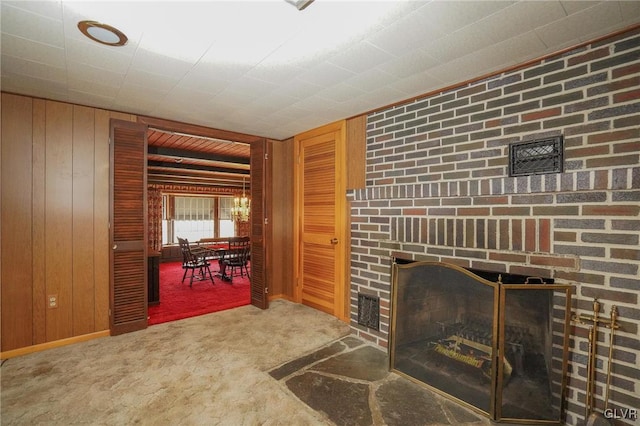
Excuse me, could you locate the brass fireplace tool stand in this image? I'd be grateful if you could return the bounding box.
[573,299,619,425]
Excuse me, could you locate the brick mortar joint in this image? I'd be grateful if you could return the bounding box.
[347,166,638,201]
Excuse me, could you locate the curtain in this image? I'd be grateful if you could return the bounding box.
[148,187,163,252]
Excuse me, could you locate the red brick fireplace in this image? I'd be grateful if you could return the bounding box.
[348,28,639,425]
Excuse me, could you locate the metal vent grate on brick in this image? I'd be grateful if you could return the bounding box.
[509,136,563,177]
[357,294,380,330]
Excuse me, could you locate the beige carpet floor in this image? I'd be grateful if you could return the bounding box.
[1,300,352,425]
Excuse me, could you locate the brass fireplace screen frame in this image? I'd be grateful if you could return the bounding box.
[389,261,573,424]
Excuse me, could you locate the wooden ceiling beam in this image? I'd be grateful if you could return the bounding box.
[148,146,249,164]
[148,160,250,174]
[147,174,246,187]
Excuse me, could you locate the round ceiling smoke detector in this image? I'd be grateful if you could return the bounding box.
[78,20,128,47]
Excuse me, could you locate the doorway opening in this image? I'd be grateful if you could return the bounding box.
[138,118,265,323]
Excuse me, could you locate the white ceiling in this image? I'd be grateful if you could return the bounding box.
[2,1,639,140]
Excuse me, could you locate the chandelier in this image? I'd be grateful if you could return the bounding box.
[231,177,251,222]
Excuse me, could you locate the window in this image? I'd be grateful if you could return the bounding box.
[219,197,235,238]
[162,195,236,245]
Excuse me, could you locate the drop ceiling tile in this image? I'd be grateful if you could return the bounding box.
[387,72,445,97]
[112,89,164,113]
[123,69,180,93]
[316,83,366,103]
[68,77,121,100]
[297,62,356,87]
[426,54,496,88]
[137,29,213,64]
[224,76,279,98]
[620,1,640,19]
[66,61,125,88]
[477,32,549,71]
[291,94,344,113]
[328,41,395,74]
[259,35,332,70]
[244,63,307,86]
[377,49,440,79]
[1,73,68,100]
[0,33,66,68]
[414,1,516,40]
[164,87,217,108]
[421,24,497,64]
[2,0,63,20]
[1,3,64,48]
[1,55,66,84]
[560,0,602,15]
[343,68,395,93]
[129,48,194,80]
[67,90,116,109]
[343,99,391,118]
[472,1,568,44]
[266,105,314,123]
[65,37,133,74]
[367,13,447,56]
[535,2,624,48]
[173,77,226,98]
[248,92,300,112]
[271,78,324,100]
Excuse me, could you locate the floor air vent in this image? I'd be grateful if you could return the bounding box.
[357,293,380,330]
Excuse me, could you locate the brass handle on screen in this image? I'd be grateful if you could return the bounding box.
[113,244,118,250]
[330,238,338,245]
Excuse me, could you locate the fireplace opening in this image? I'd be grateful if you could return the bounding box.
[390,261,572,424]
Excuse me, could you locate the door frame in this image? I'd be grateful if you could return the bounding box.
[293,120,349,321]
[135,116,270,310]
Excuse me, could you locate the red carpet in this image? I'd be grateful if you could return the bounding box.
[148,261,250,325]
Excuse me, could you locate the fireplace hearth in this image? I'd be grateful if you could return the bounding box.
[390,260,573,424]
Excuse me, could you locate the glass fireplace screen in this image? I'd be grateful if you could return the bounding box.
[390,261,572,424]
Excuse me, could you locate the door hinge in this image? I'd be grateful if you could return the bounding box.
[264,152,269,160]
[265,287,269,294]
[264,217,269,225]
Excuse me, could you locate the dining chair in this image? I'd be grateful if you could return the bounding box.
[178,237,215,287]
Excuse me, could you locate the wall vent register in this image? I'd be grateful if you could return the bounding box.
[358,293,380,331]
[509,136,563,177]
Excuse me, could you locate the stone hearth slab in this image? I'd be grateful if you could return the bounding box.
[269,340,347,380]
[286,371,373,426]
[268,336,488,426]
[311,345,389,382]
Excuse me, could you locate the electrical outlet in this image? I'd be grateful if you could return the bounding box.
[48,294,58,309]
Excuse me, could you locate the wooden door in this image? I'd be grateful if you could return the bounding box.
[250,138,269,309]
[109,120,148,335]
[294,121,347,320]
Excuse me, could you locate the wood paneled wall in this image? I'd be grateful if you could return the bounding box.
[1,93,135,353]
[346,115,366,190]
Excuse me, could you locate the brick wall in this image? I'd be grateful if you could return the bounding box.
[348,29,639,425]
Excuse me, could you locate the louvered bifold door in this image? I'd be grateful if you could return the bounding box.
[250,139,268,309]
[109,120,148,335]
